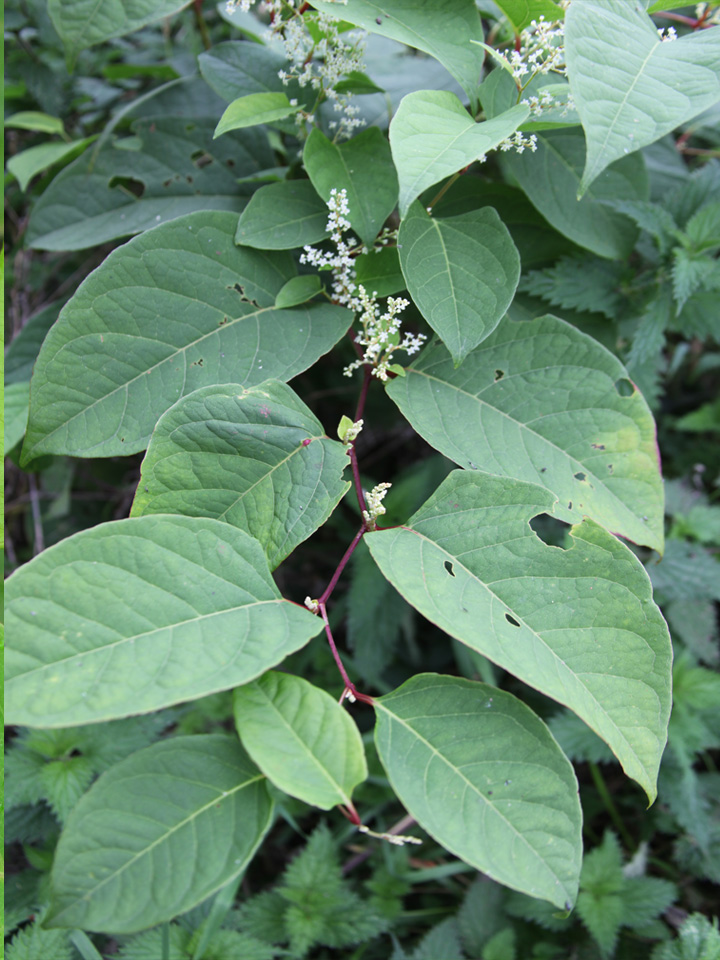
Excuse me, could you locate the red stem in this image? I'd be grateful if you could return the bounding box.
[319,525,365,606]
[319,602,374,705]
[349,443,368,517]
[355,366,372,422]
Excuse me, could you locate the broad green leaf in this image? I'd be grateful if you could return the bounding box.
[303,128,398,247]
[355,246,406,297]
[333,70,386,95]
[22,211,350,462]
[312,0,485,105]
[494,0,564,33]
[398,202,520,364]
[374,674,582,907]
[385,314,664,551]
[5,516,323,727]
[4,111,65,135]
[233,671,367,810]
[46,736,273,933]
[5,302,62,385]
[215,93,298,137]
[48,0,191,68]
[131,381,351,568]
[6,139,96,192]
[367,473,672,801]
[565,0,720,195]
[275,274,324,308]
[199,41,299,102]
[235,180,330,249]
[500,128,647,259]
[25,117,272,251]
[390,92,529,216]
[4,383,31,454]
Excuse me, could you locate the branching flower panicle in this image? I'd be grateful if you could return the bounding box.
[362,482,391,529]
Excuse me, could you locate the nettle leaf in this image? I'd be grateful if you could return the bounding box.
[312,0,485,105]
[235,180,330,249]
[5,516,323,727]
[233,671,367,810]
[390,92,529,216]
[367,473,672,801]
[565,0,720,195]
[46,736,273,933]
[215,93,298,137]
[374,673,582,908]
[520,254,625,319]
[500,127,646,259]
[48,0,190,67]
[398,202,520,364]
[303,128,398,247]
[494,0,564,34]
[131,381,351,569]
[22,211,350,462]
[386,314,664,552]
[25,118,272,251]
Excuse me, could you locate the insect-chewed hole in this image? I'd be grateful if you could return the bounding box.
[191,149,213,169]
[494,369,505,382]
[574,472,587,482]
[591,442,605,450]
[108,175,145,198]
[529,513,570,549]
[444,560,455,577]
[614,377,635,397]
[505,613,521,627]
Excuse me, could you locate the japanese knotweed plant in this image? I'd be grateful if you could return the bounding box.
[7,0,720,939]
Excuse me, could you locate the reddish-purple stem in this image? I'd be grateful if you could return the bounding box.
[319,525,365,606]
[348,443,368,516]
[319,602,374,705]
[355,366,372,422]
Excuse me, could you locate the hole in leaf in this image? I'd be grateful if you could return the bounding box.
[567,501,573,510]
[505,613,520,627]
[494,369,505,382]
[607,464,614,474]
[226,158,235,167]
[614,378,634,397]
[444,560,455,577]
[574,472,587,482]
[530,514,570,549]
[540,467,547,473]
[191,149,213,169]
[591,443,605,450]
[108,175,145,198]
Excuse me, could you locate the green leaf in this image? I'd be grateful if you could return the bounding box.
[5,302,62,385]
[386,314,664,552]
[46,736,273,933]
[48,0,191,68]
[565,0,720,195]
[312,0,485,105]
[25,118,272,251]
[398,202,520,364]
[390,92,530,216]
[374,673,582,908]
[130,381,351,569]
[4,382,30,454]
[235,180,330,249]
[5,516,323,727]
[22,211,350,461]
[520,254,625,319]
[6,138,96,192]
[274,274,324,308]
[652,913,720,960]
[215,93,298,137]
[354,247,406,297]
[199,40,297,101]
[4,111,66,135]
[494,0,564,34]
[303,127,399,247]
[5,919,75,960]
[366,472,672,801]
[333,71,386,95]
[233,671,367,809]
[500,128,647,259]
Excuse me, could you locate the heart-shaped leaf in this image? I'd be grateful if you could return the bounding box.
[367,473,672,801]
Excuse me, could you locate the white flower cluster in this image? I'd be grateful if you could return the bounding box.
[301,189,426,381]
[362,482,391,528]
[225,0,366,138]
[657,26,678,42]
[504,16,567,84]
[497,130,538,154]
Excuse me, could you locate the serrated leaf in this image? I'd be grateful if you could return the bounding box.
[390,92,529,216]
[22,211,350,462]
[215,93,297,137]
[648,540,720,605]
[5,516,323,727]
[684,200,720,252]
[520,254,624,319]
[608,200,677,255]
[626,289,671,371]
[672,249,718,311]
[303,127,398,247]
[233,671,367,809]
[275,274,324,308]
[25,118,271,251]
[374,673,582,908]
[494,0,564,33]
[367,472,672,800]
[386,314,664,551]
[235,179,330,249]
[46,736,273,933]
[48,0,190,66]
[565,0,720,195]
[130,381,350,568]
[5,919,75,960]
[312,0,485,105]
[40,756,95,822]
[398,203,520,364]
[500,127,647,259]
